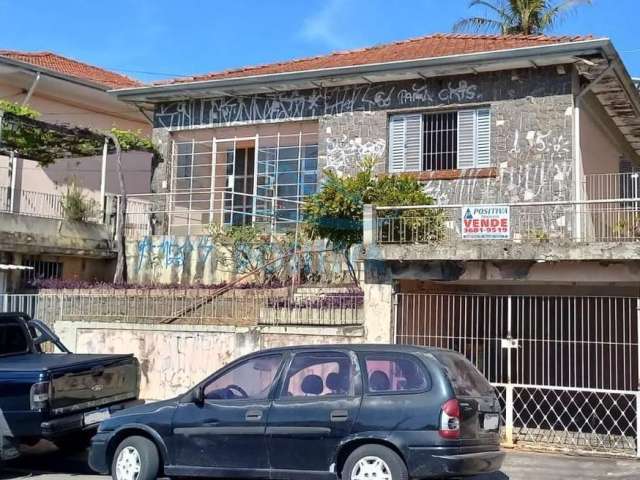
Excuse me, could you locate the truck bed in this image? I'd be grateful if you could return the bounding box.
[0,353,135,372]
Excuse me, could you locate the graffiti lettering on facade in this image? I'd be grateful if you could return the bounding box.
[154,75,505,129]
[135,236,214,271]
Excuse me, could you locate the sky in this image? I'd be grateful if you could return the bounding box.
[0,0,637,83]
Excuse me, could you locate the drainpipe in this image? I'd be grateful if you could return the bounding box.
[21,71,41,106]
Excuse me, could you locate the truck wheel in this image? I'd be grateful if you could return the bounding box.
[111,436,159,480]
[342,444,408,480]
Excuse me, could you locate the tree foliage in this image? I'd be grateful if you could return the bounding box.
[302,157,445,283]
[453,0,592,35]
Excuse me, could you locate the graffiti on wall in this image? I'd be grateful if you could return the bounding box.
[154,68,571,129]
[128,235,360,286]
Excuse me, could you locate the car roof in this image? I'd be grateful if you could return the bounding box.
[249,344,451,356]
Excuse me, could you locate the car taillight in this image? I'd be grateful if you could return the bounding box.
[30,381,50,411]
[439,399,461,439]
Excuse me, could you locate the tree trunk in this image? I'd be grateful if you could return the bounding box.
[108,133,127,284]
[343,248,359,287]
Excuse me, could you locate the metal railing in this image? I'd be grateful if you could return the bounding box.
[584,171,640,202]
[0,291,364,328]
[121,189,304,237]
[395,292,640,456]
[374,198,640,245]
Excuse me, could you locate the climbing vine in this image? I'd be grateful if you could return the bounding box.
[0,101,155,165]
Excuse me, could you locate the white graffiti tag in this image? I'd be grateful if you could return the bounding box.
[325,135,386,175]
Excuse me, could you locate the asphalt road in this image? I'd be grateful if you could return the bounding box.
[2,442,640,480]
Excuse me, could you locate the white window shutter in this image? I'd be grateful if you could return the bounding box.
[403,114,423,172]
[475,108,491,168]
[389,114,423,173]
[388,115,406,173]
[457,110,476,169]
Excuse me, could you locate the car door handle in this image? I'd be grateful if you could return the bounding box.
[330,410,349,422]
[245,410,263,421]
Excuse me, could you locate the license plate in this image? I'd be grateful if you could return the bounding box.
[83,409,111,426]
[483,413,499,430]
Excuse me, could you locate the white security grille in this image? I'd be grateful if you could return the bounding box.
[395,293,640,456]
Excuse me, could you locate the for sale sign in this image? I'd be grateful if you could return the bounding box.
[461,205,510,239]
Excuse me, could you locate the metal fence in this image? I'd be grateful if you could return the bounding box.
[0,291,364,328]
[395,293,640,456]
[375,198,640,244]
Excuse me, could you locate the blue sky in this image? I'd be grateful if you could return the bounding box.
[0,0,638,82]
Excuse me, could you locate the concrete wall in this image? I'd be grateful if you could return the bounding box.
[56,321,364,401]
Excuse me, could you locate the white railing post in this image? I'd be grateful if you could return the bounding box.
[8,151,17,213]
[505,295,514,446]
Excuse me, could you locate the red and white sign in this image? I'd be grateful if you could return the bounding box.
[461,205,510,239]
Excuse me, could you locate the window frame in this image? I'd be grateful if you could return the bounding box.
[388,106,491,173]
[190,352,286,404]
[275,349,360,401]
[358,351,433,396]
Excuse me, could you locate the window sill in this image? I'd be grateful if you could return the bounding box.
[389,167,497,181]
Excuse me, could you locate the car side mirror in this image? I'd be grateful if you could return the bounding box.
[193,385,205,406]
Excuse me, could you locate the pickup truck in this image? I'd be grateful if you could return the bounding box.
[0,312,141,460]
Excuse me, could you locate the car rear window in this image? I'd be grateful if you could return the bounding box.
[431,352,493,397]
[0,321,29,356]
[363,353,430,393]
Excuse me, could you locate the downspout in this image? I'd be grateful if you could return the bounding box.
[21,71,41,106]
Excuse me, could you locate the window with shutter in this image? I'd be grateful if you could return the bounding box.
[389,114,423,173]
[388,108,491,173]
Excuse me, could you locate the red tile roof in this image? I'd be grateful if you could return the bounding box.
[0,50,141,89]
[160,33,596,86]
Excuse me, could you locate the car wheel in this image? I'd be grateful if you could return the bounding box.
[111,436,159,480]
[342,444,408,480]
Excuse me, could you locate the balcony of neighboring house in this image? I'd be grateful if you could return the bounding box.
[363,170,640,263]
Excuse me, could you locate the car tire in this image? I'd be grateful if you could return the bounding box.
[342,444,408,480]
[111,436,159,480]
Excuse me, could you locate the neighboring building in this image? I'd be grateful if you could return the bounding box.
[0,51,153,290]
[113,33,640,456]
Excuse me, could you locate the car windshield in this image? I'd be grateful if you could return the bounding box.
[431,351,493,397]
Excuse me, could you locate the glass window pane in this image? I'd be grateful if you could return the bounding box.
[364,354,430,393]
[431,352,493,396]
[204,354,283,400]
[280,352,353,397]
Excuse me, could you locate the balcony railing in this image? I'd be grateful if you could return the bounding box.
[371,198,640,245]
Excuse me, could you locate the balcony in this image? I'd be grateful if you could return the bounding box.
[363,175,640,263]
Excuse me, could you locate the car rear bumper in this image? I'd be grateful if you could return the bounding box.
[40,399,143,438]
[407,446,505,478]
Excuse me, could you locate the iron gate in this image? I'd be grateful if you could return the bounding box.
[394,293,640,456]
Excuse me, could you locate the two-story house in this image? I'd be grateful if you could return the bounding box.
[112,34,640,456]
[0,51,152,291]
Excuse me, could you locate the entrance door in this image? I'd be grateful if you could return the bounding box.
[225,146,255,226]
[171,353,282,472]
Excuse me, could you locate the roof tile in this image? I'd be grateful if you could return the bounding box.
[0,50,141,89]
[158,33,596,86]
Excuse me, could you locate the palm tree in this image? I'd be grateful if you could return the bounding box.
[453,0,592,35]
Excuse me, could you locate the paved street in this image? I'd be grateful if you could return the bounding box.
[2,443,639,480]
